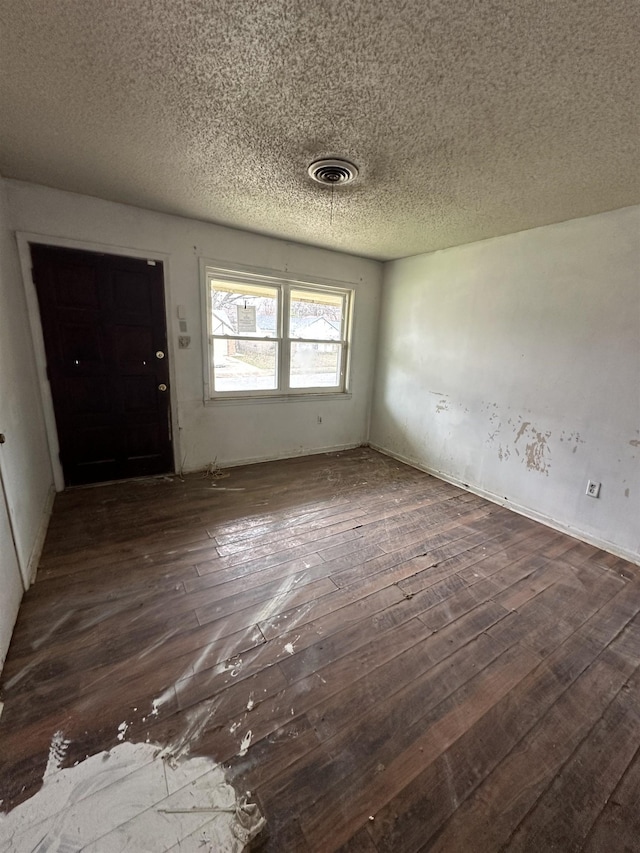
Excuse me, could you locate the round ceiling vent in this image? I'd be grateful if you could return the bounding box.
[308,158,358,186]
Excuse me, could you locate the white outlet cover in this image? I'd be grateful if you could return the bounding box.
[586,480,601,498]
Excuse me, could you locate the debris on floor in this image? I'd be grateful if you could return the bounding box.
[0,742,265,852]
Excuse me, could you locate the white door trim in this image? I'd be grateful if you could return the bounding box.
[0,449,27,590]
[15,231,180,489]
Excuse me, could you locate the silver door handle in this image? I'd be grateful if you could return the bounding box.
[158,384,167,391]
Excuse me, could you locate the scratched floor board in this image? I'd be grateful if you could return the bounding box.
[211,485,463,553]
[203,471,449,542]
[0,448,638,853]
[337,828,380,853]
[185,616,439,769]
[505,654,640,851]
[298,642,542,850]
[364,590,640,853]
[262,629,521,829]
[1,619,268,730]
[582,741,640,851]
[35,530,220,588]
[9,567,200,650]
[424,590,640,852]
[301,601,511,751]
[193,527,368,579]
[171,588,410,717]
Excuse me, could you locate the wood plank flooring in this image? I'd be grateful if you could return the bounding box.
[1,448,639,851]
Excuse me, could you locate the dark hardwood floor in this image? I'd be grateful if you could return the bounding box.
[1,448,639,851]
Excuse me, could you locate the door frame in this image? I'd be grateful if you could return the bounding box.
[0,449,27,590]
[16,232,180,490]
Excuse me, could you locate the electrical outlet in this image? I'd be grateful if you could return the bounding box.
[178,335,191,349]
[586,480,601,498]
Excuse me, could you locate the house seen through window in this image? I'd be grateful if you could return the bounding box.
[204,268,352,398]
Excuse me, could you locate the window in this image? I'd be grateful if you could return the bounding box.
[202,265,353,399]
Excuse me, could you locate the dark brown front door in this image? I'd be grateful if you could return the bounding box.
[31,245,173,486]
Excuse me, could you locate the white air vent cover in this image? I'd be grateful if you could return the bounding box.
[308,158,358,186]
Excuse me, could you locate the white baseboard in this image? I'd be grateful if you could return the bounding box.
[27,484,56,587]
[369,442,640,567]
[183,442,366,473]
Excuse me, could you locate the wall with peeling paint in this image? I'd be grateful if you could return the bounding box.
[371,205,640,562]
[0,179,54,670]
[5,180,381,477]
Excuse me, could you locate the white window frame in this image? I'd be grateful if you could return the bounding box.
[200,262,354,402]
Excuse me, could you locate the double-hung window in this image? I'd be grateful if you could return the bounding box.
[203,265,352,399]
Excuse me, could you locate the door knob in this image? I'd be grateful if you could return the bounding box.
[158,383,167,391]
[156,351,165,359]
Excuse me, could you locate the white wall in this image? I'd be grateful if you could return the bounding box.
[371,206,640,562]
[6,180,382,474]
[0,179,54,669]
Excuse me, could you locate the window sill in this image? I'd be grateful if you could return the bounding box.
[204,391,353,407]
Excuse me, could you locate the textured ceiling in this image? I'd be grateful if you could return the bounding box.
[1,0,639,260]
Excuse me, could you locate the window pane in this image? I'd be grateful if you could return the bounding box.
[289,289,343,340]
[289,342,342,388]
[210,279,278,338]
[213,340,278,392]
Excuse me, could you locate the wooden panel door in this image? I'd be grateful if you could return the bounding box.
[31,245,173,486]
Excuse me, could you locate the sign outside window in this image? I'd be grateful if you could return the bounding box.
[236,305,257,334]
